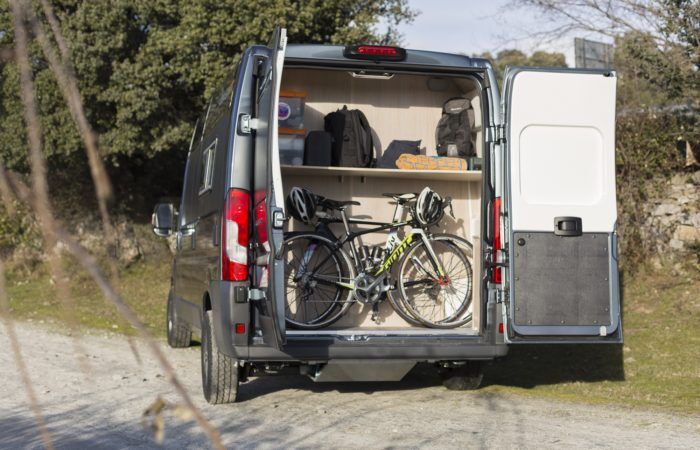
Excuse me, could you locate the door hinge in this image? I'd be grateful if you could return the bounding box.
[238,113,259,135]
[486,125,506,144]
[248,288,265,301]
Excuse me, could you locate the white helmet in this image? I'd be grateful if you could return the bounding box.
[415,187,444,226]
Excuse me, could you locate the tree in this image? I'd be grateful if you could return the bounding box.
[0,1,416,172]
[478,49,568,85]
[510,0,699,108]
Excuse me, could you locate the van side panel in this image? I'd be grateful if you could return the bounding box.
[211,50,257,355]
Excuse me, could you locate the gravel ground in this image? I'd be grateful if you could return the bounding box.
[1,323,698,449]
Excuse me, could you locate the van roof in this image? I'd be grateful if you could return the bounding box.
[285,44,491,70]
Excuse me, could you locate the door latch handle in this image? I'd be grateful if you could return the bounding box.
[554,216,582,236]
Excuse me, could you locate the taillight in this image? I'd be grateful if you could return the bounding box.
[492,197,502,284]
[222,188,250,281]
[254,196,268,246]
[343,45,406,61]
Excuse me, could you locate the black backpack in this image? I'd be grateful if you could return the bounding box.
[436,97,474,158]
[324,106,374,167]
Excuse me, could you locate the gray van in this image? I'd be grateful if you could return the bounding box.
[152,28,622,404]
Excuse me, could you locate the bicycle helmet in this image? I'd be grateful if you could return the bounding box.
[415,187,444,226]
[285,187,317,224]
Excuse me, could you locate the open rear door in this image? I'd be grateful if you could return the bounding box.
[253,28,287,348]
[502,67,621,343]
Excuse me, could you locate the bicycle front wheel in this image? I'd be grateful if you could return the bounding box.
[395,236,473,328]
[282,233,355,329]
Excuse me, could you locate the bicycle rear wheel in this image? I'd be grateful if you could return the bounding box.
[283,233,355,329]
[394,235,473,328]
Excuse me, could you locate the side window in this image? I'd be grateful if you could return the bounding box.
[203,65,238,135]
[198,139,217,195]
[190,117,204,151]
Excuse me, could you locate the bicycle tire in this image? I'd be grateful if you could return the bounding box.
[282,233,356,329]
[393,234,474,328]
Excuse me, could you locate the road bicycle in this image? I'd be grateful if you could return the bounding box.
[282,191,474,329]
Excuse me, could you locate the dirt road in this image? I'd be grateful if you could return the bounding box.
[1,323,698,449]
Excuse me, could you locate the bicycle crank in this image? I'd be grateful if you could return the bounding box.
[352,273,391,304]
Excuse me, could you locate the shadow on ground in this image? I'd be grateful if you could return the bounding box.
[483,344,625,388]
[236,363,444,402]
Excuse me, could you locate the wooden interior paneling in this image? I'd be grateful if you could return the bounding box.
[279,67,483,330]
[282,173,481,329]
[281,69,481,156]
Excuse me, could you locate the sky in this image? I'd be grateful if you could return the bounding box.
[396,0,600,66]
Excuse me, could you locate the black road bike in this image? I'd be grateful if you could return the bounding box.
[282,192,474,329]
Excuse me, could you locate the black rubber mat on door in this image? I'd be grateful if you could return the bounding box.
[512,232,611,326]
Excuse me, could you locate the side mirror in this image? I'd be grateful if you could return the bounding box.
[152,203,175,237]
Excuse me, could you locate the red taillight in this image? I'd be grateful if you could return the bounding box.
[358,46,398,56]
[498,323,504,334]
[235,323,246,334]
[492,197,502,284]
[343,45,406,61]
[222,188,250,281]
[254,198,268,246]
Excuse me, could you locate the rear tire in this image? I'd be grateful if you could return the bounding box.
[439,362,483,390]
[201,310,239,404]
[283,233,355,329]
[167,290,192,348]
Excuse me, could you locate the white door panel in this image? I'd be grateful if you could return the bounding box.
[508,70,617,233]
[503,67,622,343]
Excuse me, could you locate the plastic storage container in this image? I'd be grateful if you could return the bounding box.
[279,130,305,165]
[278,90,306,130]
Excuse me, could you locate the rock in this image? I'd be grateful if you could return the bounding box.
[676,225,700,243]
[652,203,681,216]
[117,236,142,265]
[690,213,700,228]
[669,239,684,250]
[670,173,687,186]
[166,234,178,254]
[691,171,700,185]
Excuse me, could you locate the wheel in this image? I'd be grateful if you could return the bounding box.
[167,289,192,348]
[201,310,239,404]
[394,235,473,328]
[282,233,355,329]
[439,362,483,390]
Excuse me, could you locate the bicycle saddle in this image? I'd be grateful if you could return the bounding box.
[382,192,417,204]
[317,197,361,210]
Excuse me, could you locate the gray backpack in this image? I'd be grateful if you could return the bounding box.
[436,97,475,158]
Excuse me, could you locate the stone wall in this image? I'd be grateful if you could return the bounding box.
[645,171,700,255]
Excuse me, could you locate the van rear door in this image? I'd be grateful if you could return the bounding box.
[502,67,621,343]
[253,28,287,348]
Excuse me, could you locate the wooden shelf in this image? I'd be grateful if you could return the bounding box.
[281,165,482,182]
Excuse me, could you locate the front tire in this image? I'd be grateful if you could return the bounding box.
[167,290,192,348]
[201,310,239,404]
[439,362,483,390]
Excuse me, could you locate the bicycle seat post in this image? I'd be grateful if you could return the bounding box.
[339,208,352,236]
[391,200,405,224]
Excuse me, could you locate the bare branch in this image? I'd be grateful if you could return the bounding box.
[509,0,666,44]
[38,0,71,64]
[8,0,91,377]
[3,172,225,450]
[30,0,139,364]
[27,3,115,247]
[0,258,54,450]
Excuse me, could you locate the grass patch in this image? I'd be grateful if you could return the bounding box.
[5,256,699,413]
[482,264,700,414]
[6,256,171,337]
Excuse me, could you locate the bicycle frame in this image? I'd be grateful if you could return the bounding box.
[307,200,447,290]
